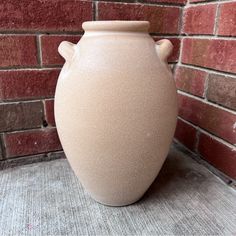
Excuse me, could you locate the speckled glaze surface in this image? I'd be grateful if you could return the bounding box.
[55,21,178,206]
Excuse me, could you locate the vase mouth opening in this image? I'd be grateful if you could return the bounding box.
[82,21,150,32]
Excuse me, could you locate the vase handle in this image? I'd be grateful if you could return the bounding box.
[58,41,76,62]
[155,39,173,68]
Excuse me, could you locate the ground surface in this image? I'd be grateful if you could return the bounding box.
[0,146,235,235]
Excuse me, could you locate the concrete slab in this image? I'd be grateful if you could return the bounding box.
[0,146,235,235]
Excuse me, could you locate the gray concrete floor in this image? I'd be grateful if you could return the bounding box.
[0,146,235,235]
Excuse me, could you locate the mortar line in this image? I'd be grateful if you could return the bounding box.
[181,34,236,40]
[92,1,96,21]
[203,73,210,99]
[180,63,236,77]
[213,3,221,35]
[41,99,48,128]
[1,32,236,39]
[0,31,84,35]
[95,1,99,20]
[0,97,55,105]
[176,29,185,68]
[0,66,62,71]
[0,134,6,160]
[187,0,234,6]
[36,35,43,67]
[177,116,236,149]
[2,127,58,136]
[178,90,236,115]
[97,0,184,7]
[194,129,201,153]
[178,4,184,35]
[178,63,236,76]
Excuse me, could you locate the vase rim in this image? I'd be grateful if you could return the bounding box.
[82,21,150,32]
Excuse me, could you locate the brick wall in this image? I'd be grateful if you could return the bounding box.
[174,0,236,181]
[0,0,235,182]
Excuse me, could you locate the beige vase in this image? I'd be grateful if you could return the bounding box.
[55,21,178,206]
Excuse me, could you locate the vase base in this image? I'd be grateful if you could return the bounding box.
[90,194,144,207]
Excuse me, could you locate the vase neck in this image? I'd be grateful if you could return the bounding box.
[82,21,150,33]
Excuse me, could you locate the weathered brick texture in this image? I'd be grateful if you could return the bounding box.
[198,133,236,179]
[175,66,207,97]
[41,35,81,66]
[182,38,236,74]
[178,93,236,145]
[0,36,38,67]
[0,70,59,101]
[206,74,236,110]
[4,128,61,158]
[175,0,236,180]
[0,0,93,32]
[0,102,43,132]
[98,2,181,34]
[174,119,198,151]
[182,5,217,35]
[217,2,236,36]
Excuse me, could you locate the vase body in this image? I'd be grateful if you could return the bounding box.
[55,21,178,206]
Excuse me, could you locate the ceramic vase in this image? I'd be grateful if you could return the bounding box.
[55,21,178,206]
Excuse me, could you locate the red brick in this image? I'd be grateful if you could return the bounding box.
[218,2,236,36]
[0,138,3,160]
[198,133,236,179]
[178,93,236,145]
[153,37,180,62]
[175,66,207,97]
[141,0,186,5]
[0,0,92,32]
[182,38,236,74]
[182,5,216,35]
[4,128,62,158]
[207,74,236,110]
[174,119,198,151]
[45,99,55,127]
[41,35,81,66]
[0,69,59,101]
[98,2,181,34]
[0,101,43,132]
[0,36,37,67]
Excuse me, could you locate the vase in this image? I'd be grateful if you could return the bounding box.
[55,21,178,206]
